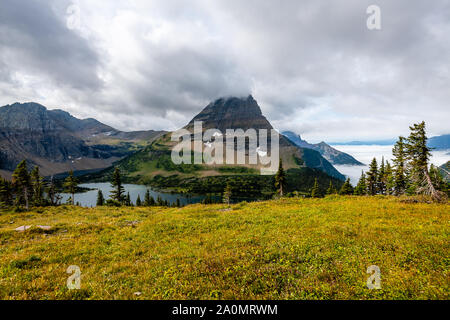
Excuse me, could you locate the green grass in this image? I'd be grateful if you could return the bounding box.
[0,196,448,300]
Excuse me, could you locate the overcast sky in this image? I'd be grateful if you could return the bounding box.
[0,0,449,142]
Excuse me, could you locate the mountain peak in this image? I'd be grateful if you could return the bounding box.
[188,95,271,131]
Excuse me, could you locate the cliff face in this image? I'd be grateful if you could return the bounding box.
[188,95,273,132]
[0,102,164,176]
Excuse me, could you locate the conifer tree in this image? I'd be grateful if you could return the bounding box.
[96,190,105,206]
[0,178,12,208]
[144,189,153,206]
[385,161,395,195]
[110,167,125,205]
[310,178,320,198]
[392,136,407,195]
[339,178,354,195]
[326,181,336,195]
[63,170,78,206]
[125,192,132,206]
[223,183,232,205]
[47,176,61,206]
[378,157,386,195]
[274,159,286,196]
[354,171,367,196]
[136,194,142,207]
[30,166,44,206]
[366,158,378,195]
[12,160,31,210]
[405,121,442,200]
[156,196,164,206]
[176,198,181,208]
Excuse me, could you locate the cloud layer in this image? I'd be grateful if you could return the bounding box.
[0,0,449,142]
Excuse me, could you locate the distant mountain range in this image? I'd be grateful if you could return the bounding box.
[328,134,450,150]
[282,131,364,166]
[428,134,450,150]
[0,102,165,178]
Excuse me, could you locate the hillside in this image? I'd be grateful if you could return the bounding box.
[0,102,165,177]
[0,197,448,300]
[89,96,345,193]
[283,131,364,165]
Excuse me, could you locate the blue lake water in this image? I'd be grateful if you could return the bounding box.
[60,183,208,207]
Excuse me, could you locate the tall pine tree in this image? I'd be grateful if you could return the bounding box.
[392,136,407,195]
[310,178,320,198]
[339,178,354,195]
[63,170,78,206]
[110,167,125,205]
[96,190,105,206]
[274,159,286,197]
[366,158,378,196]
[12,160,31,210]
[405,121,442,200]
[354,171,367,196]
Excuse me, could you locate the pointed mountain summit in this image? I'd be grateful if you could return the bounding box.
[188,95,273,131]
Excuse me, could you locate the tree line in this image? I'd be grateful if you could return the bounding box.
[0,164,182,211]
[303,122,449,201]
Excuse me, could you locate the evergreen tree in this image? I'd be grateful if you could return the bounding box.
[144,189,154,206]
[385,161,395,196]
[378,157,386,195]
[12,160,31,210]
[0,178,13,208]
[339,178,354,195]
[392,136,407,195]
[156,196,164,206]
[223,183,232,205]
[63,170,78,206]
[354,171,367,196]
[176,198,181,208]
[405,121,442,200]
[125,192,132,206]
[274,159,286,196]
[110,167,125,205]
[326,181,338,195]
[366,158,378,195]
[47,176,61,206]
[96,190,105,206]
[310,178,320,198]
[30,166,44,206]
[136,194,142,207]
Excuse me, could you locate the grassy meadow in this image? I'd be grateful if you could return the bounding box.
[0,196,448,300]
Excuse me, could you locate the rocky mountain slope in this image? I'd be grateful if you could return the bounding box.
[282,131,364,166]
[0,102,164,177]
[91,96,345,191]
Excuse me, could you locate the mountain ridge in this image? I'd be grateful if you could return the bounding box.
[282,131,364,166]
[0,102,165,178]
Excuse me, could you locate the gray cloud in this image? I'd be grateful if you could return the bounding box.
[0,0,102,90]
[0,0,449,141]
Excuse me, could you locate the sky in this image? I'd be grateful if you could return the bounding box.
[0,0,449,142]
